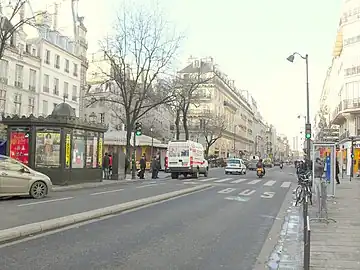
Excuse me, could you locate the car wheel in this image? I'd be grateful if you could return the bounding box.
[204,168,208,177]
[30,181,48,199]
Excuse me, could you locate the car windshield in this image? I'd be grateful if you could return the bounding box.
[227,159,240,164]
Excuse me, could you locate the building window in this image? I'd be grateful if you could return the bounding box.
[13,93,22,115]
[63,82,69,98]
[14,64,23,88]
[29,69,36,92]
[43,74,49,92]
[0,60,8,84]
[65,59,69,73]
[73,63,78,77]
[72,85,77,101]
[45,50,50,64]
[0,90,6,112]
[32,48,36,56]
[42,100,48,116]
[53,78,59,95]
[28,97,35,115]
[54,54,60,69]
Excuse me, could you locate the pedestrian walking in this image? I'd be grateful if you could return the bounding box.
[151,156,158,180]
[102,152,110,180]
[336,159,340,184]
[139,155,146,179]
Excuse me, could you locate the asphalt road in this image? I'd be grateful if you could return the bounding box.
[0,179,187,229]
[0,166,296,270]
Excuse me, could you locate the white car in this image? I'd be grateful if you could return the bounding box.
[225,158,246,175]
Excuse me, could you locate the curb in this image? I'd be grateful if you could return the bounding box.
[253,181,296,270]
[52,175,171,192]
[0,184,211,244]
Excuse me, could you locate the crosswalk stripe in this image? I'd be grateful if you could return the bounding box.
[281,182,291,188]
[199,177,218,182]
[230,179,248,184]
[214,178,233,183]
[264,180,276,186]
[248,180,261,185]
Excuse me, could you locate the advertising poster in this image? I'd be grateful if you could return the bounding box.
[93,137,98,168]
[98,138,103,167]
[10,131,29,165]
[72,136,85,168]
[65,134,71,168]
[35,132,61,167]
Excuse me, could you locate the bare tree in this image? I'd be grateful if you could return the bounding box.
[0,0,43,60]
[87,7,183,177]
[171,67,214,140]
[202,113,227,158]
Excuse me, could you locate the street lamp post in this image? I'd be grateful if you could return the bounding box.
[287,52,311,162]
[150,126,154,158]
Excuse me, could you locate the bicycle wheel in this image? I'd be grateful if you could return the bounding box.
[295,186,303,206]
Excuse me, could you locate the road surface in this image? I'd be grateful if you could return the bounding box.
[0,166,296,270]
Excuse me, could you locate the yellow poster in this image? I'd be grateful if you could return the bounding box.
[65,134,71,167]
[98,138,103,167]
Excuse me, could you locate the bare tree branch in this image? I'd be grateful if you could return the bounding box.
[202,113,227,158]
[85,5,183,171]
[0,0,45,60]
[169,67,215,140]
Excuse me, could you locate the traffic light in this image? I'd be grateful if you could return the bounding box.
[305,123,311,139]
[135,122,142,136]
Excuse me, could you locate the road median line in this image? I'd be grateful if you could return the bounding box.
[0,184,212,244]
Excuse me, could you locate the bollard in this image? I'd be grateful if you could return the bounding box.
[304,215,311,270]
[303,195,308,241]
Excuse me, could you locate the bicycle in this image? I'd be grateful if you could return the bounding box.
[295,177,313,206]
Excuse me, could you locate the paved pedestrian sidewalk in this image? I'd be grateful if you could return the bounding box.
[52,171,170,192]
[309,180,360,269]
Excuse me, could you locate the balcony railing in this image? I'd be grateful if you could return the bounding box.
[332,98,360,121]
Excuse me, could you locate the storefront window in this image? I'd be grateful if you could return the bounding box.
[86,132,98,168]
[72,131,85,168]
[35,130,61,167]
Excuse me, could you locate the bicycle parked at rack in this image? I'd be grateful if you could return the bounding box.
[295,171,313,206]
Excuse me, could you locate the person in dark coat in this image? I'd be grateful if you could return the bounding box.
[139,155,146,179]
[151,156,158,179]
[336,159,340,184]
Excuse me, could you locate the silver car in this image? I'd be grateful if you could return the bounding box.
[0,155,53,199]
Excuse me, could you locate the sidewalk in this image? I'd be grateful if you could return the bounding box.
[52,171,170,192]
[309,179,360,269]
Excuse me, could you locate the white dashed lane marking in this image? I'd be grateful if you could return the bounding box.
[230,179,248,184]
[214,178,233,183]
[247,180,261,185]
[264,180,276,186]
[199,178,218,182]
[217,188,237,194]
[281,182,291,188]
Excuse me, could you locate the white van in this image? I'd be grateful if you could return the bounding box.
[167,140,208,179]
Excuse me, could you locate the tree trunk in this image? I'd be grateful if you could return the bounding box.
[182,110,189,140]
[125,126,132,175]
[175,109,181,140]
[205,145,210,159]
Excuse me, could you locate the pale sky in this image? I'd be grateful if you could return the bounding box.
[31,0,342,141]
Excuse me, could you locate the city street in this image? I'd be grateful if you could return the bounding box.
[0,179,185,230]
[0,166,296,270]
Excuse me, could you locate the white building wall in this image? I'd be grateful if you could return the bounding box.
[37,40,81,116]
[0,47,40,116]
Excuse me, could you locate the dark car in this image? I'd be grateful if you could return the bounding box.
[264,161,273,168]
[247,160,258,170]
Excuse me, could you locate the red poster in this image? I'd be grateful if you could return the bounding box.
[10,132,29,165]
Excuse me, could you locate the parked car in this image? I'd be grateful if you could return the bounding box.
[274,161,281,166]
[0,155,52,199]
[225,158,246,175]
